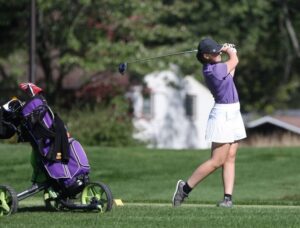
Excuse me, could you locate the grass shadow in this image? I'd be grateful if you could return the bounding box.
[17,206,55,213]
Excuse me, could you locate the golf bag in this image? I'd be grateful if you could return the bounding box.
[20,95,90,192]
[0,107,17,139]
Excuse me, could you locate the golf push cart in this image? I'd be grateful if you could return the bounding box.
[0,83,113,216]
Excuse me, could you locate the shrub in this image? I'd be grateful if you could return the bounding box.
[60,95,139,146]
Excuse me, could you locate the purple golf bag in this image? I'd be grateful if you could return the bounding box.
[21,95,90,191]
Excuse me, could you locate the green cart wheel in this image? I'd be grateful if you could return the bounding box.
[0,185,18,216]
[81,182,113,212]
[44,188,61,211]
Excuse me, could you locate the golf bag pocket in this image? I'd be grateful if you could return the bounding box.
[21,96,71,162]
[21,95,55,148]
[43,137,90,188]
[22,96,54,130]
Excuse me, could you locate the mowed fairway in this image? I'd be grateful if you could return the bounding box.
[1,144,300,227]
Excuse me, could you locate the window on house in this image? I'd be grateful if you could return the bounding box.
[185,95,196,119]
[143,94,153,118]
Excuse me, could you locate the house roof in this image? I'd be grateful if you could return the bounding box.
[246,115,300,135]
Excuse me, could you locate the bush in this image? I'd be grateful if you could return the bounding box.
[60,96,139,147]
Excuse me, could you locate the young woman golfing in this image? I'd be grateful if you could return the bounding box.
[172,37,246,208]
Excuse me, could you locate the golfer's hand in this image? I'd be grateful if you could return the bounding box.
[222,43,237,53]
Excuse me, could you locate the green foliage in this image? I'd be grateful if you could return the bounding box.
[0,0,29,101]
[0,0,29,56]
[59,96,138,146]
[0,0,300,113]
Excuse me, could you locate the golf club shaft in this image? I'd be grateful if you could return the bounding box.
[127,49,198,64]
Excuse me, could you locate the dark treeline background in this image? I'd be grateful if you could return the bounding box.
[1,0,300,112]
[0,0,300,146]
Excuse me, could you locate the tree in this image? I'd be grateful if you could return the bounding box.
[0,0,29,99]
[0,0,299,113]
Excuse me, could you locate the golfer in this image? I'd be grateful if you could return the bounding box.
[172,37,246,208]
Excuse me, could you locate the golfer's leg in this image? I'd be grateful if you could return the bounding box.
[187,143,231,188]
[222,142,239,195]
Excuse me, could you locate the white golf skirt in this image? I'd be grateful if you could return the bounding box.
[205,102,247,143]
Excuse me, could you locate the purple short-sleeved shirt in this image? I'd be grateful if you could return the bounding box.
[203,63,239,104]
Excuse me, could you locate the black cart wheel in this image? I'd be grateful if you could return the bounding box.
[0,185,18,216]
[81,182,113,212]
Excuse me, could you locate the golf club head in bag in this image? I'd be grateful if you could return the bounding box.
[19,82,43,97]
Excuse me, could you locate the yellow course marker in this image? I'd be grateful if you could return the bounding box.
[113,199,124,206]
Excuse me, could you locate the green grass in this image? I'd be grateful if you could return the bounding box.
[1,205,300,228]
[1,144,300,227]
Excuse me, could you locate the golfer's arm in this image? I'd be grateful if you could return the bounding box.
[224,48,238,76]
[230,68,236,77]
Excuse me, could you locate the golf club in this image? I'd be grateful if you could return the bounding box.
[118,49,198,74]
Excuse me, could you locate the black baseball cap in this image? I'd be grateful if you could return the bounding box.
[197,38,223,54]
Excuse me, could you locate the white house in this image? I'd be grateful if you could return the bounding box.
[127,68,214,149]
